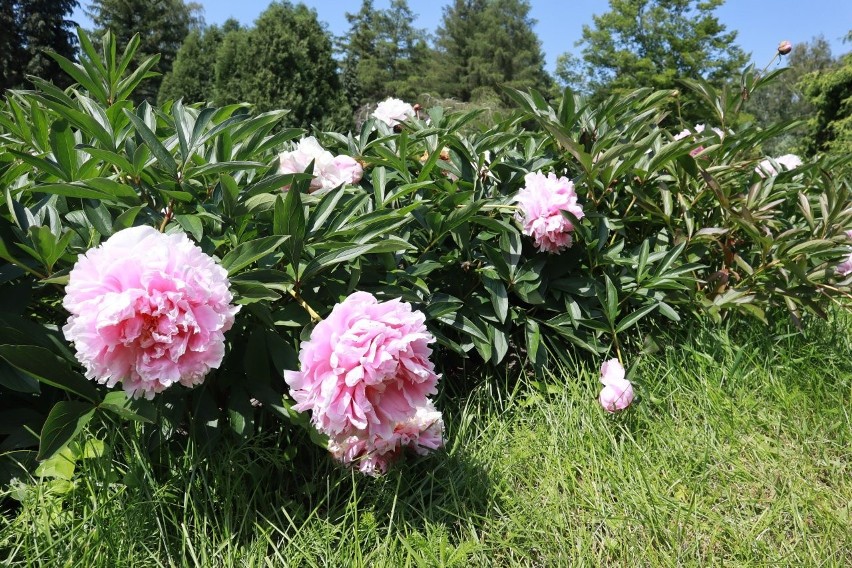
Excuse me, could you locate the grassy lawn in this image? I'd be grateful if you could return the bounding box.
[2,312,851,566]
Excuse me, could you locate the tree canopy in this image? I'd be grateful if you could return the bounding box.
[338,0,431,110]
[1,0,79,93]
[568,0,747,120]
[427,0,552,103]
[159,2,350,131]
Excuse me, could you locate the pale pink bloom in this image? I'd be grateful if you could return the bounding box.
[845,230,852,240]
[62,226,239,399]
[372,97,415,127]
[278,137,361,191]
[598,358,634,413]
[513,171,585,253]
[673,124,725,156]
[673,128,692,142]
[837,252,852,276]
[330,155,363,185]
[284,291,443,474]
[755,154,802,177]
[328,401,444,476]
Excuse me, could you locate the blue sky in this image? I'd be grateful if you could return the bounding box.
[71,0,851,72]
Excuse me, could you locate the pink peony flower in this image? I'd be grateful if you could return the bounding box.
[284,291,443,474]
[62,226,240,399]
[372,97,415,127]
[513,171,585,253]
[673,124,724,156]
[278,137,362,191]
[755,154,802,178]
[329,401,444,476]
[837,252,852,277]
[598,358,634,413]
[328,155,364,186]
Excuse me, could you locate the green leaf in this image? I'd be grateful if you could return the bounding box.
[175,214,203,241]
[124,109,178,175]
[525,319,541,363]
[38,401,96,461]
[301,239,411,281]
[0,345,99,402]
[49,119,77,180]
[604,275,619,324]
[482,274,508,323]
[99,391,155,423]
[220,236,289,275]
[615,303,658,334]
[84,202,114,237]
[280,187,305,269]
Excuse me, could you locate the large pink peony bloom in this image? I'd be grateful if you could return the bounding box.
[62,226,239,399]
[278,136,362,191]
[513,171,585,253]
[284,291,443,474]
[372,97,415,127]
[598,358,634,413]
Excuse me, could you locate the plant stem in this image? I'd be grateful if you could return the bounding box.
[289,288,322,322]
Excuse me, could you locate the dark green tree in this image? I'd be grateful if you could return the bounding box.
[158,22,229,103]
[338,0,431,109]
[0,0,25,91]
[216,2,350,130]
[573,0,747,119]
[212,21,250,107]
[427,0,552,103]
[799,46,852,157]
[87,0,203,103]
[1,0,78,92]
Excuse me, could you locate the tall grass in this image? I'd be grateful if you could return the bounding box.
[2,311,851,566]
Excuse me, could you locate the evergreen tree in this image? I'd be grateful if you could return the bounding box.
[212,21,250,107]
[158,23,227,103]
[0,0,78,92]
[87,0,203,103]
[19,0,79,86]
[339,0,430,109]
[428,0,551,103]
[573,0,747,118]
[0,0,25,91]
[799,44,852,158]
[218,2,350,130]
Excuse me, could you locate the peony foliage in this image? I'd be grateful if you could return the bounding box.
[0,30,851,481]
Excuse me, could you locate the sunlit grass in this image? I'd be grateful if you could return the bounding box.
[2,311,851,566]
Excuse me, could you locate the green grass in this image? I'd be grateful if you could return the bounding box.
[2,312,851,566]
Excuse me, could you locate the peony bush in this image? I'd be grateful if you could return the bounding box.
[0,30,850,481]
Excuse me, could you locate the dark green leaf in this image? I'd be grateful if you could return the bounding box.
[38,401,96,460]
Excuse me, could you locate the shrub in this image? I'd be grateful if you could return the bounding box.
[0,31,850,482]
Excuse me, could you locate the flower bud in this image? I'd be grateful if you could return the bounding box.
[778,40,792,55]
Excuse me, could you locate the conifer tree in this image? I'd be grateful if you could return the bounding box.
[428,0,551,102]
[217,2,350,130]
[1,0,78,92]
[338,0,431,108]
